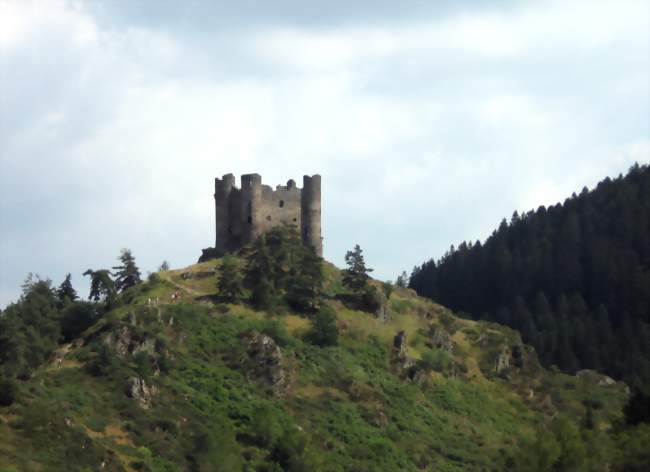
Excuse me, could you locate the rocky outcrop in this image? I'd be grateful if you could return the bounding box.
[374,289,390,322]
[198,247,221,263]
[494,344,525,377]
[576,369,617,386]
[495,346,511,375]
[128,377,158,409]
[103,326,156,358]
[427,327,453,353]
[391,331,416,378]
[244,332,292,397]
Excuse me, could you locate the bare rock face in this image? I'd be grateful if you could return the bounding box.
[427,327,453,353]
[244,332,292,397]
[494,344,526,377]
[495,346,512,375]
[391,331,416,377]
[103,326,156,358]
[374,289,390,322]
[128,377,158,409]
[576,369,617,386]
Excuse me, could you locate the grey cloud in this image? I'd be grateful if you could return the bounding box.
[86,0,517,32]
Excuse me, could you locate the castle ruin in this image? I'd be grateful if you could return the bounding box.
[213,173,322,256]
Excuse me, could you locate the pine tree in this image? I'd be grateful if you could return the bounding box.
[83,269,116,303]
[286,246,323,313]
[217,255,244,303]
[342,244,373,292]
[112,249,142,293]
[246,234,278,311]
[56,273,78,303]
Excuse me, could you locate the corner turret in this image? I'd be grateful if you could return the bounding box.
[301,175,322,256]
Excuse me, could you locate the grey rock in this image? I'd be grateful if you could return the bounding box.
[391,331,416,377]
[495,344,525,377]
[128,377,158,409]
[245,332,291,396]
[103,326,156,357]
[427,327,453,353]
[374,288,390,322]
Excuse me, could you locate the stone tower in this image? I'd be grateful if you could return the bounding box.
[213,173,322,256]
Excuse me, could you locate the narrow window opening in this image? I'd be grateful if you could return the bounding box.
[228,226,232,234]
[266,215,272,221]
[279,200,285,208]
[247,216,252,224]
[292,218,297,222]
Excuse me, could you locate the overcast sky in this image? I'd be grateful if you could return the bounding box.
[1,0,648,307]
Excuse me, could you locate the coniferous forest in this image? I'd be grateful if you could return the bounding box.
[409,163,650,387]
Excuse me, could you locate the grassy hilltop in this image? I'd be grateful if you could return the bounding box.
[0,252,646,471]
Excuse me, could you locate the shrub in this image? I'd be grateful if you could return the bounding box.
[59,302,98,342]
[306,306,339,347]
[360,285,383,313]
[148,272,161,284]
[261,320,293,348]
[381,281,394,300]
[418,349,452,373]
[86,343,118,377]
[134,352,153,379]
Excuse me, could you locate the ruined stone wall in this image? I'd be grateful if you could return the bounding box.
[214,173,322,256]
[258,183,302,234]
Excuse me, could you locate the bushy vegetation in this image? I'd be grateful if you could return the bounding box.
[244,225,324,313]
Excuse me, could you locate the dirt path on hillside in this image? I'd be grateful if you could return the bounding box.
[159,273,202,298]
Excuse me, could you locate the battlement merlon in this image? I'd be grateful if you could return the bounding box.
[241,173,262,189]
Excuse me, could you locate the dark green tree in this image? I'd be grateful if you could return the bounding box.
[286,246,324,313]
[112,248,142,293]
[56,273,78,303]
[245,225,324,313]
[246,234,279,311]
[342,244,373,292]
[83,269,116,303]
[0,276,60,378]
[59,302,98,342]
[0,375,16,406]
[624,388,650,426]
[217,255,244,303]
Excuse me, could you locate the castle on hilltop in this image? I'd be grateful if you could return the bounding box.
[213,173,322,256]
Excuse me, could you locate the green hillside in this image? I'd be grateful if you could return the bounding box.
[2,251,646,471]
